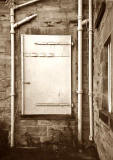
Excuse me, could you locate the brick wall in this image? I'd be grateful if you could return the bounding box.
[93,1,113,160]
[0,0,89,148]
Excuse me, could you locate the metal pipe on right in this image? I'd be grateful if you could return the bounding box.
[89,0,93,141]
[78,0,83,145]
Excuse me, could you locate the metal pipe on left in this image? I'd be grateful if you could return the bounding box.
[10,4,38,147]
[78,0,83,145]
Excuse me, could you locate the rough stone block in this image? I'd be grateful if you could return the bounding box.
[27,126,47,136]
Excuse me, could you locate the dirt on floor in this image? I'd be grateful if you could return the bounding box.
[0,144,100,160]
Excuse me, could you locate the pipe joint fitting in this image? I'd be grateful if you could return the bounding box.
[10,20,15,24]
[89,29,93,32]
[82,19,89,26]
[10,17,15,23]
[10,30,15,34]
[88,92,93,96]
[89,135,93,141]
[77,90,83,94]
[10,9,14,16]
[78,16,82,20]
[78,28,83,31]
[11,94,15,97]
[77,26,83,31]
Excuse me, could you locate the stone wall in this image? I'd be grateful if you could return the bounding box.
[93,1,113,160]
[0,2,10,146]
[0,0,89,148]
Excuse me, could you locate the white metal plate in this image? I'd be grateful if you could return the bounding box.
[21,35,71,115]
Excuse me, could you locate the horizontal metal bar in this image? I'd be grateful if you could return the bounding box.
[23,53,70,57]
[24,55,69,57]
[35,103,70,106]
[34,42,72,45]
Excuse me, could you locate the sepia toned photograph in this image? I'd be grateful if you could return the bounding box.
[0,0,112,159]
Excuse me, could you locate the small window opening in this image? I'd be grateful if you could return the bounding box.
[108,40,111,113]
[102,37,112,113]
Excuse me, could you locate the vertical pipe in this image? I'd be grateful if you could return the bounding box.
[10,8,15,147]
[78,0,83,145]
[89,0,93,141]
[10,0,38,147]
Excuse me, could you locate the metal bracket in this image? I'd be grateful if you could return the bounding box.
[71,42,74,46]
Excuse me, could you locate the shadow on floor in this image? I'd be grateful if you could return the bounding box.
[0,145,100,160]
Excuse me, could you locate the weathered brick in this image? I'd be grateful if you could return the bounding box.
[19,120,37,127]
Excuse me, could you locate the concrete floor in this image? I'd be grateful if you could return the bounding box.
[0,146,100,160]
